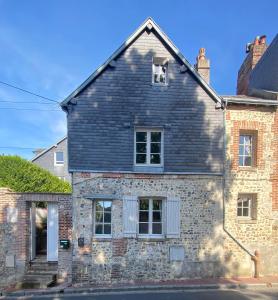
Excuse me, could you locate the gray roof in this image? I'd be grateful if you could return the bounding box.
[60,17,223,108]
[249,34,278,93]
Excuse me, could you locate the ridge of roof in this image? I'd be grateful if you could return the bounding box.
[60,17,223,108]
[31,136,67,162]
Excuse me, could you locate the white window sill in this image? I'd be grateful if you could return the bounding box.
[237,218,257,224]
[93,235,112,239]
[138,234,164,240]
[151,83,168,87]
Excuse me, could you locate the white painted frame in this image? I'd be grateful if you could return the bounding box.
[152,57,168,86]
[138,197,164,238]
[134,129,164,167]
[54,151,64,166]
[237,194,253,219]
[239,134,253,167]
[93,200,112,239]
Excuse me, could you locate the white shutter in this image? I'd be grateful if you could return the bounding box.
[166,198,180,238]
[123,196,138,238]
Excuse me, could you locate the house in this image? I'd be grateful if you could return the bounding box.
[60,18,278,284]
[32,137,71,183]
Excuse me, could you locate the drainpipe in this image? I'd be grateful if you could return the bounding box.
[222,105,259,277]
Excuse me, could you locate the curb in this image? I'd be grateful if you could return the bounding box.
[1,282,278,298]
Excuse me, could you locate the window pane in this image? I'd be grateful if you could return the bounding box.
[245,145,252,156]
[139,223,148,234]
[239,135,245,144]
[103,201,112,211]
[95,224,103,234]
[136,132,147,142]
[244,156,252,166]
[153,211,161,222]
[237,208,242,216]
[136,143,147,153]
[244,136,252,144]
[139,211,149,222]
[239,145,244,156]
[239,156,244,166]
[152,223,162,234]
[95,212,103,222]
[140,199,149,210]
[153,200,162,210]
[151,143,160,153]
[151,132,161,143]
[242,200,249,208]
[154,73,159,83]
[55,152,64,163]
[136,154,147,164]
[104,213,111,223]
[104,224,111,234]
[95,201,103,211]
[243,208,249,217]
[151,154,160,164]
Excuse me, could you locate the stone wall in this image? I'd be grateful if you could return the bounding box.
[225,105,278,276]
[71,172,253,285]
[0,188,72,287]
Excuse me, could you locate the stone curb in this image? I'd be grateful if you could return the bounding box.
[1,282,278,298]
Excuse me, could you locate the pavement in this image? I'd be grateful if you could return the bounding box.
[1,276,278,299]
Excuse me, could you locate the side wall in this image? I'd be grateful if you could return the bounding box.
[0,189,72,288]
[225,105,278,275]
[71,172,251,285]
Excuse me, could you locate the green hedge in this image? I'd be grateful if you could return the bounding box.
[0,155,71,193]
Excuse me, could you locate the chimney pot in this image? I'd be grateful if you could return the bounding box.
[195,48,210,84]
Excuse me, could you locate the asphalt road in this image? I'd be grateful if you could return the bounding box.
[11,288,278,300]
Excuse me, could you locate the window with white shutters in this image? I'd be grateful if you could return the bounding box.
[166,198,180,238]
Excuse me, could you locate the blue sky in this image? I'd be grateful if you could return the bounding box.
[0,0,277,159]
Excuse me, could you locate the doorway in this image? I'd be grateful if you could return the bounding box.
[30,202,58,262]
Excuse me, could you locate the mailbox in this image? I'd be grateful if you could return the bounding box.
[60,239,70,249]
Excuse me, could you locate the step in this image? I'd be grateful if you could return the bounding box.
[16,274,56,289]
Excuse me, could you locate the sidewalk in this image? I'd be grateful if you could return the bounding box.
[1,276,278,298]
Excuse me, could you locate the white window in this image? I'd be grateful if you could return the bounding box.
[139,198,163,236]
[152,57,168,85]
[239,133,256,167]
[237,194,256,219]
[94,200,112,236]
[54,151,64,166]
[135,130,163,166]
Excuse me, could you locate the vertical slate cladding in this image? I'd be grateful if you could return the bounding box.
[68,29,224,173]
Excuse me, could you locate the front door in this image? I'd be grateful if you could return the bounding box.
[30,203,36,260]
[47,203,58,261]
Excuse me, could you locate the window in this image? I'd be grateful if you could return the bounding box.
[237,194,256,219]
[135,130,162,166]
[239,132,257,167]
[139,198,163,236]
[94,200,112,236]
[152,57,168,85]
[54,151,64,165]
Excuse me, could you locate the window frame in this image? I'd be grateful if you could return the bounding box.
[54,151,64,166]
[152,57,168,86]
[237,194,256,220]
[138,197,164,238]
[134,129,164,167]
[238,131,257,168]
[93,200,112,238]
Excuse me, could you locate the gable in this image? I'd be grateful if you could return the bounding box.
[61,18,223,109]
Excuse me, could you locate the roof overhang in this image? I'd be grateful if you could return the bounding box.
[223,96,278,106]
[60,17,224,109]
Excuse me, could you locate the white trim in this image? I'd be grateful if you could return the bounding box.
[152,57,168,86]
[54,151,64,166]
[237,194,253,219]
[93,199,112,237]
[134,129,164,167]
[60,17,223,108]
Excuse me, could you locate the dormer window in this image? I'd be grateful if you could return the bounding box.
[152,57,168,85]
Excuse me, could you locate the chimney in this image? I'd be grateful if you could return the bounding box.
[195,48,210,84]
[237,35,267,95]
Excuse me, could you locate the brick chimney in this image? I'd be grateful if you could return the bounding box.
[237,35,267,95]
[195,48,210,84]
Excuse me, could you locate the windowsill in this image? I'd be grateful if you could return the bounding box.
[237,218,257,224]
[93,235,112,240]
[137,235,164,241]
[54,163,64,167]
[238,166,257,172]
[151,83,168,87]
[134,166,164,173]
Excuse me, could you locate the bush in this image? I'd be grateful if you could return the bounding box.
[0,155,71,193]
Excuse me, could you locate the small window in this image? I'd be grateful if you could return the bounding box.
[139,198,163,236]
[54,151,64,165]
[239,132,257,167]
[237,194,256,219]
[94,200,112,236]
[135,130,163,166]
[152,57,168,85]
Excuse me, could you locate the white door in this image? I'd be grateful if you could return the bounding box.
[47,203,58,261]
[30,203,36,261]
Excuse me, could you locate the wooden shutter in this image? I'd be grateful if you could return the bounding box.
[166,198,180,238]
[123,196,138,238]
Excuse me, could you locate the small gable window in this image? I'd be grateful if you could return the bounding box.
[152,57,168,85]
[54,151,64,166]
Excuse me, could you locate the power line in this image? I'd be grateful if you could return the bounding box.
[0,99,58,105]
[0,146,36,150]
[0,107,61,111]
[0,80,60,103]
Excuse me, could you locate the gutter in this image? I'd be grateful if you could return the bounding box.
[223,97,278,106]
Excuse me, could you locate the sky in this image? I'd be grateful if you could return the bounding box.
[0,0,277,159]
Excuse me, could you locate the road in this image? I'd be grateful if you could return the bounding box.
[9,288,278,300]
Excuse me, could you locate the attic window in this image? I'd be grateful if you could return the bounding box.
[152,57,168,85]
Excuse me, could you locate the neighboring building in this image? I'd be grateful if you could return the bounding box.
[32,137,71,182]
[60,18,278,284]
